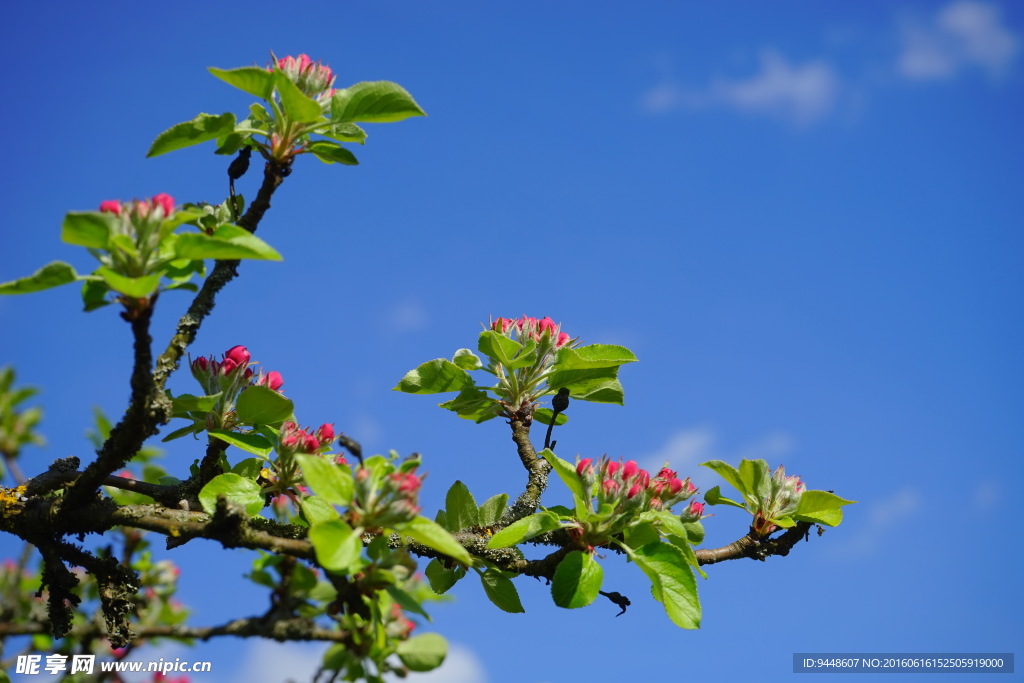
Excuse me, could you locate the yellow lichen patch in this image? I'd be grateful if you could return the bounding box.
[0,485,27,508]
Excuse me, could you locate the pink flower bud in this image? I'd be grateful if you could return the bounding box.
[191,356,209,374]
[151,193,174,216]
[282,421,297,431]
[680,500,705,523]
[537,317,558,335]
[318,423,335,442]
[492,317,512,333]
[220,358,238,375]
[556,331,571,347]
[260,371,284,391]
[605,461,620,477]
[657,467,678,480]
[395,472,422,494]
[99,200,122,215]
[602,479,619,496]
[622,460,639,481]
[636,469,650,488]
[303,435,320,452]
[627,483,644,499]
[224,345,251,366]
[281,435,299,449]
[576,458,593,477]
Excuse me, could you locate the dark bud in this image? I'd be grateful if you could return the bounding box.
[228,147,252,181]
[552,387,570,413]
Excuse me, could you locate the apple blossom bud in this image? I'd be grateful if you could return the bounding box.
[220,358,238,375]
[604,461,620,477]
[303,435,320,452]
[627,483,644,499]
[680,500,705,523]
[601,479,619,497]
[224,345,251,366]
[259,371,284,391]
[99,200,122,215]
[622,460,639,481]
[537,317,558,336]
[556,331,571,347]
[151,193,175,217]
[576,458,593,477]
[318,423,335,442]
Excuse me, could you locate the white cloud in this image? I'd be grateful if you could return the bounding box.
[898,1,1019,80]
[641,50,840,126]
[383,298,429,333]
[227,640,323,683]
[831,487,923,558]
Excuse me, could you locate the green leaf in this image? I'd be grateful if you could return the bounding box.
[275,71,324,123]
[477,330,523,368]
[299,495,339,526]
[452,348,483,371]
[234,385,294,425]
[81,279,112,311]
[296,454,353,506]
[739,458,771,502]
[544,365,625,404]
[478,568,524,613]
[444,481,479,532]
[321,121,367,144]
[399,516,472,565]
[794,490,855,527]
[487,511,561,549]
[393,359,473,394]
[307,140,359,165]
[209,430,274,457]
[208,66,275,99]
[96,268,162,298]
[396,633,447,672]
[702,460,747,498]
[438,388,501,423]
[703,485,747,510]
[309,519,363,573]
[554,344,638,370]
[232,458,264,479]
[61,212,117,248]
[174,224,282,261]
[540,449,588,515]
[534,408,569,426]
[147,112,237,157]
[198,473,265,516]
[386,584,432,621]
[551,550,603,608]
[425,558,466,595]
[170,392,223,415]
[331,81,426,123]
[477,493,508,527]
[627,542,701,629]
[0,261,82,294]
[623,521,661,549]
[161,423,202,442]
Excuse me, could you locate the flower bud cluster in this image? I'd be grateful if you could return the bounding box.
[752,465,806,536]
[385,602,416,640]
[770,464,806,515]
[350,466,423,530]
[189,345,284,430]
[270,53,336,100]
[491,315,572,348]
[278,420,336,457]
[94,194,177,295]
[576,457,699,519]
[99,193,175,222]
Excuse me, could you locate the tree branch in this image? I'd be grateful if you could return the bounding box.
[499,413,551,525]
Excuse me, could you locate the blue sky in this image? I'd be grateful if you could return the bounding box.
[2,1,1022,682]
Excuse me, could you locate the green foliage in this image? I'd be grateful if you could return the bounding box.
[198,473,265,516]
[551,550,603,608]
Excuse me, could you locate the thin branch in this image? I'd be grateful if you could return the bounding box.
[499,413,552,525]
[0,617,350,643]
